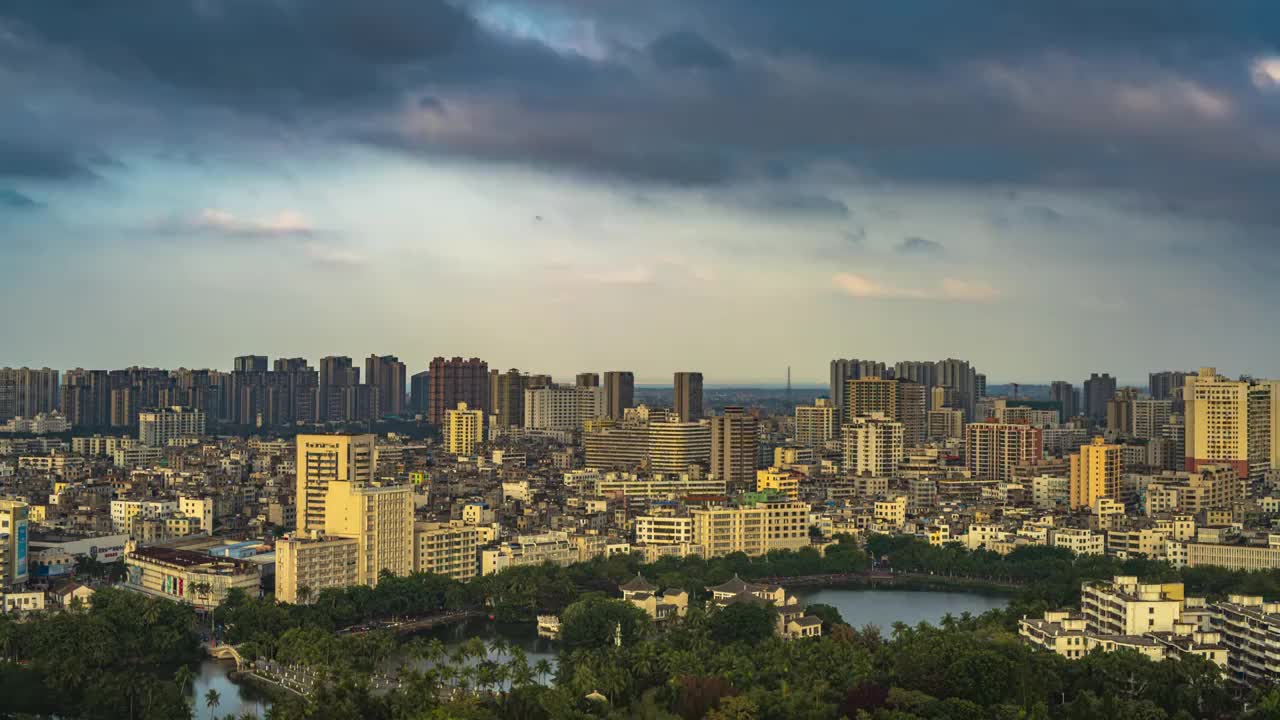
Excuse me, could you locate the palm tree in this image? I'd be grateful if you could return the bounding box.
[205,688,221,715]
[174,665,195,696]
[296,585,313,605]
[143,599,164,625]
[533,658,553,685]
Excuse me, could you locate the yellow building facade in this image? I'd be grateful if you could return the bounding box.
[1069,437,1122,510]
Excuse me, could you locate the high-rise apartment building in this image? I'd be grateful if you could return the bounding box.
[444,402,485,455]
[1149,371,1189,402]
[1069,437,1123,510]
[138,406,206,447]
[319,356,360,421]
[603,371,635,420]
[673,372,704,422]
[794,398,835,446]
[61,369,112,427]
[488,369,524,428]
[276,476,414,603]
[228,360,316,427]
[295,433,375,533]
[1050,381,1078,421]
[843,378,925,446]
[1183,367,1280,480]
[841,414,904,477]
[524,384,606,431]
[576,372,600,387]
[894,361,936,400]
[323,479,414,587]
[234,355,268,373]
[0,367,60,421]
[934,358,979,418]
[271,358,320,424]
[409,371,430,416]
[965,422,1043,482]
[842,377,895,422]
[428,357,489,424]
[1106,388,1139,436]
[711,407,758,491]
[0,499,29,590]
[1083,373,1117,421]
[1133,399,1173,440]
[365,354,407,417]
[829,359,888,415]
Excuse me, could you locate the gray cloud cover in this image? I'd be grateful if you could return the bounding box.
[3,0,1280,229]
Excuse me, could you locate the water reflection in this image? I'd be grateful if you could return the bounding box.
[190,659,269,720]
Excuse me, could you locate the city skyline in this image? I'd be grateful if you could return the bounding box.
[0,353,1245,390]
[0,352,1261,390]
[6,3,1280,380]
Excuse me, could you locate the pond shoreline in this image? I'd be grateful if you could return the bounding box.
[749,571,1023,594]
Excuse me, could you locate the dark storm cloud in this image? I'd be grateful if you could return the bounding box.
[612,0,1280,65]
[648,31,733,70]
[0,141,96,180]
[3,0,475,110]
[4,0,1280,226]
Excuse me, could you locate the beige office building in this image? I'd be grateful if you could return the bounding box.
[583,425,649,470]
[648,419,712,473]
[841,413,904,477]
[1183,541,1280,572]
[481,532,577,575]
[594,473,726,498]
[296,434,375,533]
[634,515,696,546]
[138,406,206,447]
[690,500,810,557]
[413,521,480,581]
[523,385,605,431]
[794,399,835,447]
[1080,576,1185,636]
[843,378,926,447]
[1143,465,1241,515]
[324,480,414,586]
[965,422,1042,482]
[444,402,485,455]
[927,408,964,440]
[275,536,359,604]
[1184,367,1280,480]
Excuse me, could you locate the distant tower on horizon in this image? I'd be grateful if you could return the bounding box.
[673,371,704,422]
[786,366,792,404]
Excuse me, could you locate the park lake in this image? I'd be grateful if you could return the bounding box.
[191,587,1010,719]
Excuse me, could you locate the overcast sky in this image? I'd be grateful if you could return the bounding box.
[3,1,1280,384]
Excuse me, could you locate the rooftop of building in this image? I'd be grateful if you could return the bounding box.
[130,545,249,569]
